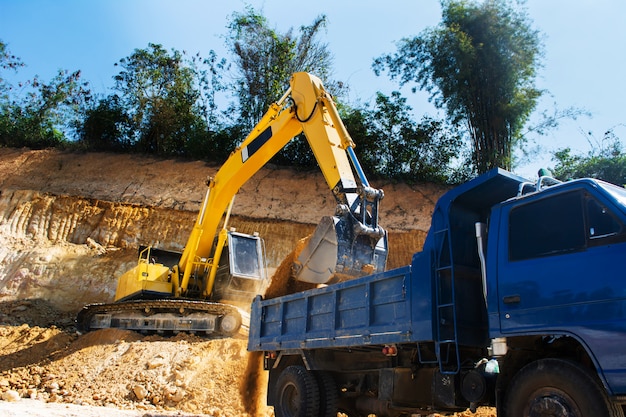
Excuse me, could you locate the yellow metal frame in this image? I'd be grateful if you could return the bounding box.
[114,247,172,301]
[177,72,359,297]
[116,72,366,301]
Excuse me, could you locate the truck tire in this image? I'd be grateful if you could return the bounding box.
[274,365,320,417]
[314,371,338,417]
[503,358,624,417]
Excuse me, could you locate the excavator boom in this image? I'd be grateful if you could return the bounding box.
[179,72,387,286]
[77,72,387,336]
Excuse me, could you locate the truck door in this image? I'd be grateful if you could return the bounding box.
[497,187,626,393]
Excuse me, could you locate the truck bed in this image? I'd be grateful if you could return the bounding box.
[248,266,421,351]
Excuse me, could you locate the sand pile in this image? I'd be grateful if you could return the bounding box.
[0,324,272,416]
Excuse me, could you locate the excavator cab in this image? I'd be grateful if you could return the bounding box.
[213,231,268,303]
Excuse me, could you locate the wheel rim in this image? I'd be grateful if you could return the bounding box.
[279,382,301,416]
[525,387,582,417]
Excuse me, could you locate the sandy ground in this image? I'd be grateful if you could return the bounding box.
[0,398,205,416]
[0,148,496,416]
[0,324,269,415]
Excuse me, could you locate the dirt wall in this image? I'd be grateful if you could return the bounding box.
[0,148,440,313]
[0,148,446,231]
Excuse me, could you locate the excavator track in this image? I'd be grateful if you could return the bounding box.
[76,299,249,338]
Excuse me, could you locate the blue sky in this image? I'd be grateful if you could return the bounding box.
[1,0,625,178]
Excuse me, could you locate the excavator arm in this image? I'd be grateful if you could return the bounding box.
[177,72,387,297]
[116,72,387,302]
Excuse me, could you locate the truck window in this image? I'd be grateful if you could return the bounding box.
[509,191,586,261]
[586,196,623,242]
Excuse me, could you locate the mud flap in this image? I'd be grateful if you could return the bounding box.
[293,214,388,284]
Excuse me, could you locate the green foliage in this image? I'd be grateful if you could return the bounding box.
[1,40,92,148]
[551,129,626,186]
[267,133,315,168]
[186,124,245,163]
[374,0,543,173]
[75,44,234,159]
[113,43,202,155]
[0,41,23,71]
[0,67,91,148]
[188,49,229,131]
[77,94,132,151]
[342,92,462,183]
[4,5,536,185]
[226,7,334,129]
[0,40,25,101]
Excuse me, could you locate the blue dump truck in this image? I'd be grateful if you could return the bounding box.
[248,168,626,417]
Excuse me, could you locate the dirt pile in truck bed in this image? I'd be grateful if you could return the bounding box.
[0,148,499,417]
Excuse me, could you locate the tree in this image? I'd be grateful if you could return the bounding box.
[1,40,92,148]
[0,69,91,148]
[77,94,132,151]
[373,0,542,173]
[189,49,229,133]
[342,92,463,183]
[113,43,202,155]
[551,128,626,186]
[0,40,24,100]
[226,7,335,129]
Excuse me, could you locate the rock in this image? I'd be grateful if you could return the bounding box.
[169,388,185,403]
[87,237,106,255]
[132,384,148,401]
[146,356,165,369]
[46,381,60,392]
[2,389,20,402]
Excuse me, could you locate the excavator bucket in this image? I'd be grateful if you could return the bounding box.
[293,212,388,284]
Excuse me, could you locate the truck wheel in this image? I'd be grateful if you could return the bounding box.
[274,365,320,417]
[314,371,338,417]
[503,358,624,417]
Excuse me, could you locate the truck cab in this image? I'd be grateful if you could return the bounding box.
[423,168,626,415]
[488,174,626,402]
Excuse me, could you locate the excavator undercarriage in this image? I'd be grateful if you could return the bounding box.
[76,299,248,337]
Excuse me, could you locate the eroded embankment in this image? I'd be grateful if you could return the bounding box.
[0,148,446,232]
[0,188,426,316]
[0,189,310,314]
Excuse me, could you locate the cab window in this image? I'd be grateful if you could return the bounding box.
[586,197,621,240]
[509,192,585,261]
[509,190,625,261]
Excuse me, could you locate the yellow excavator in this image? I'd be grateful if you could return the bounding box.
[76,72,388,336]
